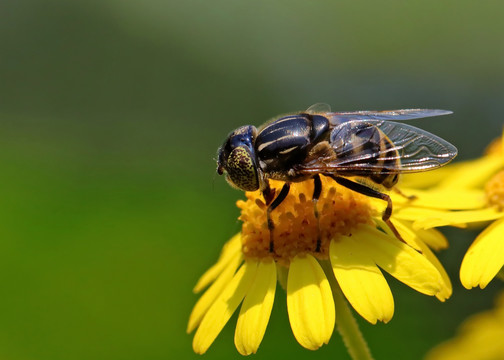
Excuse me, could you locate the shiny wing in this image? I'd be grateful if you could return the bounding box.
[299,119,457,175]
[327,109,452,123]
[306,103,332,114]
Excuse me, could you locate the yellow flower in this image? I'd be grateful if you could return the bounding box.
[188,176,451,355]
[425,291,504,360]
[397,134,504,290]
[458,169,504,289]
[400,133,503,190]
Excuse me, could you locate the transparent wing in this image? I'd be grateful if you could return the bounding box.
[305,103,332,114]
[327,109,452,123]
[299,119,457,175]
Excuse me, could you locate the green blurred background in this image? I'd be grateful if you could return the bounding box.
[0,0,503,359]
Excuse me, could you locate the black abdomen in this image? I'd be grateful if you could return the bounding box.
[331,122,400,188]
[355,126,400,188]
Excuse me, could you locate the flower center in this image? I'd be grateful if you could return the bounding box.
[237,176,374,266]
[485,170,504,210]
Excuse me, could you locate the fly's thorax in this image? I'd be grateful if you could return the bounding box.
[256,113,330,172]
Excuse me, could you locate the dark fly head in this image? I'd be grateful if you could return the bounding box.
[217,125,260,191]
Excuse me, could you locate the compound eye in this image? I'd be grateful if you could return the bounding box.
[226,147,259,191]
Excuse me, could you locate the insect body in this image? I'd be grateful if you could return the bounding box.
[217,104,457,252]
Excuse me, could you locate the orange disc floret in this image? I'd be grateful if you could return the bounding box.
[485,170,504,210]
[237,176,374,266]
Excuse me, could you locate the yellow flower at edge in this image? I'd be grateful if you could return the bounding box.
[397,132,504,290]
[187,176,451,355]
[425,291,504,360]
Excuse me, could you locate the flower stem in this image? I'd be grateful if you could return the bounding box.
[322,261,374,360]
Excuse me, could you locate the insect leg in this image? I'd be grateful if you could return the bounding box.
[393,187,417,201]
[329,176,406,244]
[312,174,322,252]
[265,182,291,253]
[262,181,276,206]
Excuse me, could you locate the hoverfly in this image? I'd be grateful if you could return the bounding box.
[217,103,457,252]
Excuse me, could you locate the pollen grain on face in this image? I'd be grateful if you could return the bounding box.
[237,176,374,266]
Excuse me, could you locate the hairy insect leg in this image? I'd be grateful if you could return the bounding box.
[263,182,291,253]
[312,175,322,252]
[330,176,407,245]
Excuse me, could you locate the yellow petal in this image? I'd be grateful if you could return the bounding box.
[460,218,504,289]
[392,188,486,210]
[381,220,452,301]
[330,236,394,324]
[192,261,257,354]
[394,207,504,229]
[437,155,503,189]
[414,227,448,251]
[235,261,277,355]
[287,255,335,350]
[426,292,504,360]
[357,225,443,296]
[193,233,242,293]
[400,163,464,189]
[187,253,243,333]
[427,321,504,360]
[424,243,453,302]
[393,207,458,225]
[380,217,448,251]
[374,218,421,252]
[412,208,504,230]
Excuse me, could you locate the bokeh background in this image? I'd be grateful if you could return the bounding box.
[0,1,503,359]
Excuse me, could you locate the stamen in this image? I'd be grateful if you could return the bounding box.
[237,176,374,266]
[254,198,266,209]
